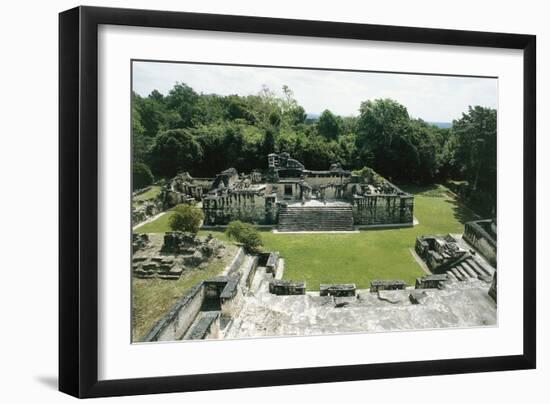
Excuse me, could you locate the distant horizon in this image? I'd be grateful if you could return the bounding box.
[133,61,497,123]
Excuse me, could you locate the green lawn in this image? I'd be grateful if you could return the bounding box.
[134,211,175,233]
[133,184,478,291]
[134,185,162,202]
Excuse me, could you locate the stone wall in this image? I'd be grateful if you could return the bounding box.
[161,189,195,210]
[142,283,206,342]
[463,219,497,266]
[352,194,413,225]
[202,191,277,225]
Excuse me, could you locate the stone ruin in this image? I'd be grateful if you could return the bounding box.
[415,233,495,283]
[132,232,223,280]
[132,233,150,251]
[160,153,414,232]
[463,218,497,266]
[138,219,497,342]
[320,283,356,297]
[268,279,306,295]
[415,234,467,273]
[370,279,407,292]
[415,274,449,289]
[415,224,497,301]
[132,186,163,225]
[159,172,211,210]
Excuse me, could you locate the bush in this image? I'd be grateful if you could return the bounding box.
[168,204,204,234]
[133,162,154,191]
[225,221,263,252]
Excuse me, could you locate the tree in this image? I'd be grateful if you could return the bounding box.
[133,93,166,137]
[132,162,154,190]
[225,221,263,252]
[263,127,276,156]
[165,82,200,127]
[317,109,342,139]
[356,99,410,179]
[149,129,202,177]
[131,99,150,163]
[168,204,204,234]
[452,106,497,192]
[450,106,497,215]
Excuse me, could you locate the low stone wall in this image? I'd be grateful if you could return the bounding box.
[463,220,497,266]
[265,252,279,275]
[415,274,448,289]
[184,312,220,340]
[242,255,259,288]
[269,279,306,295]
[223,247,245,275]
[132,200,163,226]
[141,282,205,342]
[143,273,244,342]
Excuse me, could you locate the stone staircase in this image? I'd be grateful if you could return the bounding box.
[443,256,495,282]
[278,203,354,231]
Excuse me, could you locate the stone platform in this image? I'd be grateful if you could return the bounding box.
[222,266,496,339]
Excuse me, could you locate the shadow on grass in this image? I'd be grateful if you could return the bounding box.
[445,196,479,224]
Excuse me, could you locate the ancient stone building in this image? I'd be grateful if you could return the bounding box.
[168,153,414,231]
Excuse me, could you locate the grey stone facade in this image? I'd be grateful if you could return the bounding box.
[167,153,415,230]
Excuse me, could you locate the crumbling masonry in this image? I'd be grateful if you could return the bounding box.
[162,153,414,231]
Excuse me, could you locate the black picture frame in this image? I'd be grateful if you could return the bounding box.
[59,5,536,398]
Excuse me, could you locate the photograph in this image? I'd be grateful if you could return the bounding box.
[130,60,498,343]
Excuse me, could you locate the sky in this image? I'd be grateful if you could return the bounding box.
[132,61,497,123]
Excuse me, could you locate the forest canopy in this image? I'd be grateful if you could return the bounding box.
[132,82,497,214]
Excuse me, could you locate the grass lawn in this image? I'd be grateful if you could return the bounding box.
[134,185,162,202]
[134,211,175,233]
[132,243,238,342]
[133,184,478,291]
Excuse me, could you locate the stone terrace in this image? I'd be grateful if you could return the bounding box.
[224,267,496,339]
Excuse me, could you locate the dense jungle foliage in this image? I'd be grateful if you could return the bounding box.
[132,83,496,214]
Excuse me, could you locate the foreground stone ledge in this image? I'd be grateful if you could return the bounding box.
[319,283,356,297]
[409,290,429,304]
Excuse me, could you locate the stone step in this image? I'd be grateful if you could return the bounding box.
[460,261,477,278]
[447,271,458,281]
[278,204,354,231]
[455,266,470,279]
[449,267,465,281]
[468,259,494,277]
[462,260,482,277]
